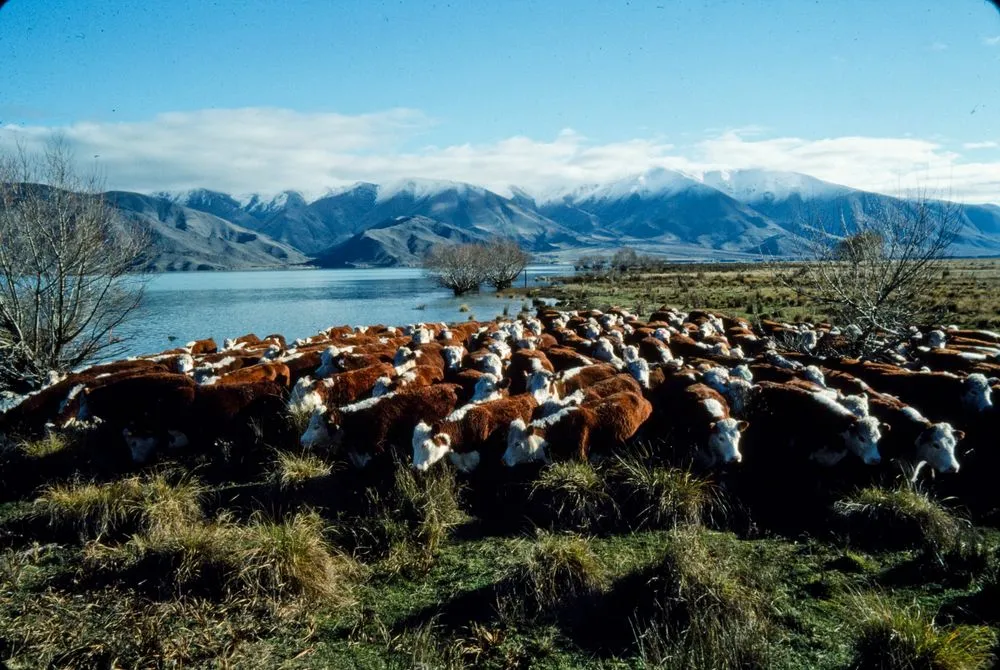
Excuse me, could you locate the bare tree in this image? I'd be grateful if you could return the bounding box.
[776,194,961,357]
[483,239,530,290]
[0,140,150,392]
[423,243,488,296]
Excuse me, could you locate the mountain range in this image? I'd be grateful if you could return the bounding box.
[54,168,1000,270]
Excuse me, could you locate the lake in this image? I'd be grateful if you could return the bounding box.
[118,266,570,357]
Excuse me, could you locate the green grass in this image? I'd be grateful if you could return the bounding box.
[845,592,997,670]
[507,530,608,611]
[610,448,715,529]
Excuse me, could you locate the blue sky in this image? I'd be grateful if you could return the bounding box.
[1,0,999,200]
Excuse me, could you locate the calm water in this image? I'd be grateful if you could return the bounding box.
[118,266,569,357]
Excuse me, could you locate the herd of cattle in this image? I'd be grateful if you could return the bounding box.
[3,306,1000,512]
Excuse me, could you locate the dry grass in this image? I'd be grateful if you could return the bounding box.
[271,450,332,489]
[33,472,203,539]
[833,485,965,555]
[529,460,614,531]
[845,592,997,670]
[634,528,773,669]
[88,510,360,605]
[508,530,608,611]
[611,447,715,529]
[18,432,72,459]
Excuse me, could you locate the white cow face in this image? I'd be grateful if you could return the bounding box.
[915,423,963,474]
[653,328,671,343]
[841,416,882,465]
[840,394,870,418]
[926,330,947,349]
[707,418,747,464]
[471,373,505,403]
[702,368,730,395]
[301,409,331,450]
[626,357,650,389]
[479,353,503,378]
[176,354,195,374]
[526,368,557,403]
[502,419,548,467]
[123,428,158,463]
[962,374,993,412]
[731,365,753,382]
[411,327,433,345]
[411,421,451,471]
[442,345,465,371]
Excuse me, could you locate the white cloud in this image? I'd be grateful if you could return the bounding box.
[1,107,998,204]
[963,141,998,149]
[984,35,1000,46]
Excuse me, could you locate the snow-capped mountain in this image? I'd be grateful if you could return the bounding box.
[136,168,1000,268]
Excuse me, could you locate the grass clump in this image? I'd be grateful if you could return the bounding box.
[271,450,332,489]
[833,486,965,555]
[508,530,607,611]
[634,528,772,669]
[612,449,714,529]
[18,432,71,459]
[91,510,358,605]
[530,460,614,531]
[34,473,203,539]
[845,592,996,670]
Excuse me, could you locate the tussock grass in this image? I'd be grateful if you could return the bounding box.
[34,473,203,539]
[529,461,614,531]
[271,450,332,489]
[845,592,997,670]
[833,486,965,554]
[508,530,607,611]
[89,510,359,605]
[611,448,714,529]
[340,461,467,575]
[18,432,71,459]
[286,405,315,436]
[458,303,471,313]
[634,528,772,669]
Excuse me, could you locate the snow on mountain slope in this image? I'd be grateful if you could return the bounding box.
[700,169,849,203]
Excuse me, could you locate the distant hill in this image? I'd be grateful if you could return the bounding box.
[18,169,1000,271]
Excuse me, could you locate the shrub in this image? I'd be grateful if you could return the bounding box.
[634,528,772,669]
[833,486,965,555]
[34,473,203,539]
[611,449,714,529]
[508,531,607,611]
[271,450,332,489]
[845,592,996,670]
[529,461,614,531]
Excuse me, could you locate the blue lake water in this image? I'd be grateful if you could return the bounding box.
[118,266,569,357]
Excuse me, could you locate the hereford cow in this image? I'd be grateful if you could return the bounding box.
[502,391,652,465]
[411,393,539,472]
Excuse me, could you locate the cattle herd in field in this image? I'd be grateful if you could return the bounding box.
[3,306,1000,514]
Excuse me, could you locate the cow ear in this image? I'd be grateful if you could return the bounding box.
[955,430,966,441]
[737,420,749,431]
[881,422,891,433]
[708,421,717,431]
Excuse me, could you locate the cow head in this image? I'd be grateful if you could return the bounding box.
[730,364,753,382]
[411,327,433,345]
[176,354,195,374]
[915,423,963,474]
[300,409,331,450]
[702,367,730,395]
[442,345,465,371]
[926,329,947,349]
[962,373,993,412]
[411,421,451,471]
[123,427,158,463]
[526,368,557,403]
[471,373,506,403]
[479,353,503,378]
[841,416,882,465]
[393,346,415,367]
[653,327,671,343]
[707,418,747,465]
[502,419,548,467]
[372,376,394,398]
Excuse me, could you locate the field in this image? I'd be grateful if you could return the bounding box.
[2,262,1000,668]
[514,258,1000,329]
[2,437,999,669]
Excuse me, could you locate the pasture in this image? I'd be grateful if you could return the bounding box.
[520,258,1000,329]
[1,307,999,668]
